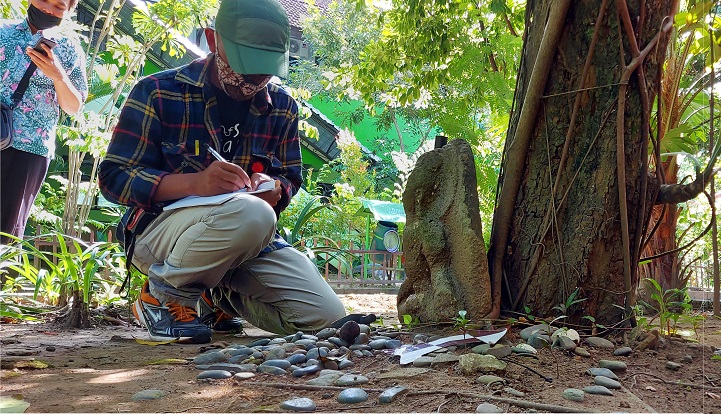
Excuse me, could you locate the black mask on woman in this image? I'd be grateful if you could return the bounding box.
[27,4,63,30]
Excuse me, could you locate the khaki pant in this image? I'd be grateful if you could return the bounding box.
[132,194,345,335]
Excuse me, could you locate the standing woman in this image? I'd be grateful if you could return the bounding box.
[0,0,87,244]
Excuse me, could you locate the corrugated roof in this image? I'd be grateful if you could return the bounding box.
[277,0,332,27]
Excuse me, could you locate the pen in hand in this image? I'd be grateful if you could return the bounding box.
[206,143,227,163]
[205,143,251,190]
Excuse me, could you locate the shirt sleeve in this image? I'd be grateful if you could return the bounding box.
[271,97,302,214]
[66,40,88,102]
[98,77,170,211]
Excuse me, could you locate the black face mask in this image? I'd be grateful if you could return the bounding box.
[27,4,63,30]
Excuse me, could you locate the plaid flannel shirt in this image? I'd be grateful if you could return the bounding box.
[99,55,301,251]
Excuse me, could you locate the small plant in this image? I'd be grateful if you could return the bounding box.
[581,315,607,336]
[401,314,420,330]
[640,278,693,336]
[522,305,536,322]
[553,287,587,316]
[453,310,470,334]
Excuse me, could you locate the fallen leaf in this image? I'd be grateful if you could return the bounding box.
[706,392,720,400]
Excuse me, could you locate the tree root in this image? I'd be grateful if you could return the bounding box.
[621,386,658,413]
[628,372,721,391]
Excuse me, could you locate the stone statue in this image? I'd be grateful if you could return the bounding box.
[398,139,492,322]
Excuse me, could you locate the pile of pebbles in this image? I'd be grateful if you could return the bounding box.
[191,320,412,408]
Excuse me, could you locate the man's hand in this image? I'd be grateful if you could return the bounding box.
[26,44,64,82]
[25,44,83,115]
[194,161,251,195]
[250,172,282,207]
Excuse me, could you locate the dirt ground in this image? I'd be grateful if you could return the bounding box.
[1,294,720,413]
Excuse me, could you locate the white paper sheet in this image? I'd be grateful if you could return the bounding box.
[163,181,276,211]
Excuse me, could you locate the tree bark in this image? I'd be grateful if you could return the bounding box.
[492,0,674,325]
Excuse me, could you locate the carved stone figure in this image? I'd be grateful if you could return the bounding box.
[398,139,491,322]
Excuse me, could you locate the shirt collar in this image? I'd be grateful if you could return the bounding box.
[176,54,273,114]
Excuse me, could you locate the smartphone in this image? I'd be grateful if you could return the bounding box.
[32,37,57,56]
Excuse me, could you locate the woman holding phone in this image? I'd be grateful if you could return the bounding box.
[0,0,87,244]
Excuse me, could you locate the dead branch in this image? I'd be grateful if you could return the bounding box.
[628,372,721,391]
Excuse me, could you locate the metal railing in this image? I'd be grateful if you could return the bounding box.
[319,248,405,293]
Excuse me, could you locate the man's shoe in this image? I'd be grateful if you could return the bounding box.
[133,281,212,344]
[198,290,244,334]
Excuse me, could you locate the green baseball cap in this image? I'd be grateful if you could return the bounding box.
[214,0,290,78]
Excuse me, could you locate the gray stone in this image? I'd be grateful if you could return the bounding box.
[528,333,551,349]
[131,389,165,401]
[476,375,505,385]
[224,347,254,357]
[338,359,354,370]
[511,344,537,354]
[337,388,368,404]
[472,344,491,354]
[354,333,370,345]
[520,324,553,340]
[193,351,229,365]
[485,345,512,359]
[233,372,256,380]
[666,361,681,371]
[583,385,614,396]
[475,403,503,413]
[261,359,291,370]
[335,373,369,386]
[412,356,435,367]
[265,347,286,360]
[585,367,618,380]
[328,337,349,347]
[503,387,525,397]
[257,365,287,375]
[594,375,621,389]
[681,355,693,363]
[368,339,388,350]
[294,339,317,349]
[286,353,306,365]
[205,363,248,374]
[349,344,371,351]
[562,388,585,402]
[196,370,232,380]
[613,346,633,356]
[268,338,287,345]
[584,337,615,348]
[306,348,320,360]
[431,353,460,367]
[307,375,341,386]
[279,397,317,412]
[553,336,577,351]
[378,386,408,403]
[321,360,338,370]
[247,338,271,347]
[315,341,335,349]
[574,347,591,357]
[459,354,507,375]
[599,360,627,371]
[385,339,402,349]
[397,139,492,323]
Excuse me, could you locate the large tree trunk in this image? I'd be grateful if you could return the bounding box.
[490,0,675,326]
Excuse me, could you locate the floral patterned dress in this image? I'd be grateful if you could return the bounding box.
[0,19,87,158]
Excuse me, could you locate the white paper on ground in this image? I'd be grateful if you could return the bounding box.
[395,328,507,365]
[163,181,276,211]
